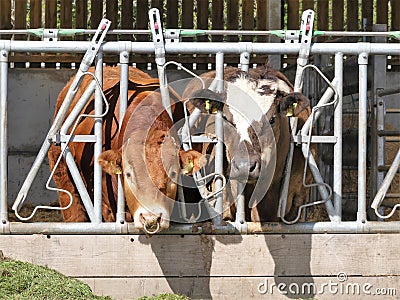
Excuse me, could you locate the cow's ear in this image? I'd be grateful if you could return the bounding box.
[189,89,225,113]
[98,150,122,175]
[179,149,207,175]
[280,92,310,117]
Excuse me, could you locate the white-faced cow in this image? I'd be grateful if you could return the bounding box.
[48,66,203,234]
[183,65,316,222]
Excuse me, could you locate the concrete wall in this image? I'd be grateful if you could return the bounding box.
[8,69,76,205]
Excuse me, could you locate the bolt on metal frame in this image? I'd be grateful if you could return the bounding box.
[0,12,399,234]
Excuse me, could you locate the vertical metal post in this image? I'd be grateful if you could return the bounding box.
[119,51,129,122]
[93,53,103,223]
[0,50,8,223]
[117,51,129,224]
[214,52,224,226]
[358,52,369,223]
[236,53,250,225]
[333,52,343,220]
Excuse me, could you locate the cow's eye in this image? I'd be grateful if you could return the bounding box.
[269,116,276,125]
[126,172,132,178]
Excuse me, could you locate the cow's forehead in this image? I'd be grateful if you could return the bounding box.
[225,76,280,143]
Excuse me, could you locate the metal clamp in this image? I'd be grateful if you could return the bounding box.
[43,29,59,41]
[80,19,111,70]
[164,30,180,43]
[149,8,166,65]
[149,8,173,120]
[294,9,314,92]
[285,30,300,44]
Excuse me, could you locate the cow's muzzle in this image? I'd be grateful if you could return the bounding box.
[139,212,162,235]
[230,152,261,182]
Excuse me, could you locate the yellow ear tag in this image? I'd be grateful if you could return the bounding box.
[286,102,298,117]
[183,159,194,175]
[205,100,211,113]
[110,161,122,175]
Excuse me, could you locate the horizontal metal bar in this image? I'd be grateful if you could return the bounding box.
[385,193,400,198]
[0,222,198,235]
[386,137,400,142]
[315,30,400,40]
[183,136,218,144]
[343,108,400,114]
[378,165,400,172]
[1,40,400,55]
[293,135,337,144]
[51,134,97,143]
[378,130,400,137]
[246,221,400,234]
[0,29,398,39]
[377,86,400,97]
[3,221,400,234]
[0,29,150,36]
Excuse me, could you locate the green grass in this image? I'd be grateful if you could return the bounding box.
[0,256,191,300]
[0,257,112,300]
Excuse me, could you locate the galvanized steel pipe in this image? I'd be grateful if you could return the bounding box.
[213,52,224,226]
[0,50,8,223]
[117,51,129,224]
[93,54,104,223]
[2,221,400,234]
[1,40,399,55]
[358,52,369,223]
[333,53,343,219]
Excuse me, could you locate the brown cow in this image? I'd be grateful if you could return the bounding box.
[183,65,318,222]
[48,66,203,234]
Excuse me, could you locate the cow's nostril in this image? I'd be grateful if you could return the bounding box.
[139,212,162,227]
[249,160,259,173]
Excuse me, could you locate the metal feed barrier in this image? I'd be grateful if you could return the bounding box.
[0,9,400,234]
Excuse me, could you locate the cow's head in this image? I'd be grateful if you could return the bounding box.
[223,71,310,184]
[188,67,310,187]
[98,95,204,235]
[99,133,204,235]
